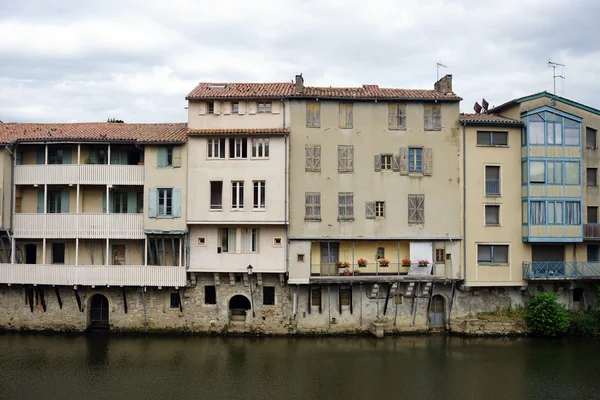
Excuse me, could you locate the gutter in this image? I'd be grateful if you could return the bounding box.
[461,122,467,285]
[282,98,290,277]
[186,96,462,103]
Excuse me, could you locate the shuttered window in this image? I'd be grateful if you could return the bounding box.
[306,101,321,128]
[148,187,181,218]
[401,147,432,175]
[157,146,174,167]
[339,102,353,129]
[305,192,321,220]
[366,201,385,219]
[305,145,321,172]
[424,104,442,131]
[388,103,406,130]
[408,194,425,224]
[338,192,354,221]
[338,145,354,173]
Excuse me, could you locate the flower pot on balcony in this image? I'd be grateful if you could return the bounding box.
[138,162,145,166]
[418,263,428,268]
[342,268,351,276]
[353,270,360,276]
[358,263,366,268]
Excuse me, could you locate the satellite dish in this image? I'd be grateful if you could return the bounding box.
[473,102,482,114]
[482,98,489,113]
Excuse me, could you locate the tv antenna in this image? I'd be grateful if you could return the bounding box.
[548,60,565,95]
[436,62,447,81]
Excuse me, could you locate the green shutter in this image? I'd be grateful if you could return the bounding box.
[108,193,114,213]
[102,192,107,213]
[121,152,129,165]
[110,151,119,165]
[157,147,167,168]
[37,190,44,213]
[60,191,69,213]
[127,192,137,213]
[172,188,181,218]
[148,188,158,218]
[36,148,45,164]
[62,149,71,164]
[89,149,98,164]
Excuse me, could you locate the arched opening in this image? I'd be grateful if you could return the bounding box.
[229,295,251,322]
[429,295,445,328]
[573,288,585,311]
[89,294,109,330]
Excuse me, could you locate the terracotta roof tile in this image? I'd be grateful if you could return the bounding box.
[0,122,188,144]
[188,127,290,136]
[186,82,461,101]
[459,113,522,125]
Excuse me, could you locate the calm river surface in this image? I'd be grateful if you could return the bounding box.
[1,333,599,400]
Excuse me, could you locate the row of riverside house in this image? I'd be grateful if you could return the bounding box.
[0,74,597,334]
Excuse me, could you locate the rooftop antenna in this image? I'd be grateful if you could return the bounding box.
[436,62,447,81]
[548,60,565,95]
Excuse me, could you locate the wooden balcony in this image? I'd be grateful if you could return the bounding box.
[584,224,600,238]
[15,165,144,186]
[0,264,186,287]
[13,213,145,239]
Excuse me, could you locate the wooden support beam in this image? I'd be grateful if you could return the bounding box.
[383,283,391,316]
[74,289,83,312]
[338,285,342,315]
[39,288,46,312]
[171,237,176,266]
[161,237,166,266]
[123,288,128,314]
[177,288,183,312]
[307,284,311,314]
[55,287,63,309]
[27,287,34,313]
[349,285,353,315]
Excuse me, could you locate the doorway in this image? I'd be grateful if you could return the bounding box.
[532,245,565,276]
[573,288,585,311]
[25,244,36,264]
[112,245,125,265]
[320,242,339,276]
[89,294,109,330]
[429,295,446,328]
[229,295,251,322]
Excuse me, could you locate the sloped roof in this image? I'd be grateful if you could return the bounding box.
[0,122,188,144]
[488,91,600,117]
[186,82,461,101]
[188,127,290,136]
[459,113,522,126]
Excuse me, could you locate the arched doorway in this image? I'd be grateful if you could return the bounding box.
[573,288,585,311]
[229,295,251,322]
[429,295,445,328]
[89,294,109,330]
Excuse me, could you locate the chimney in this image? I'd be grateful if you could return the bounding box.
[434,74,453,93]
[295,74,304,94]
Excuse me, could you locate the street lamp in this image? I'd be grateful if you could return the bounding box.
[247,264,255,317]
[247,264,253,275]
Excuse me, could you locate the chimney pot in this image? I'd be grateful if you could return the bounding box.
[295,74,304,94]
[434,74,453,93]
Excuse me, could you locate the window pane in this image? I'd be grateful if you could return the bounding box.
[477,132,491,145]
[556,202,563,224]
[477,245,491,263]
[587,127,597,148]
[493,132,508,145]
[494,246,509,263]
[531,201,546,225]
[588,207,598,224]
[529,162,545,183]
[485,206,499,225]
[566,162,580,184]
[548,162,555,184]
[548,202,555,224]
[587,168,597,186]
[530,121,545,144]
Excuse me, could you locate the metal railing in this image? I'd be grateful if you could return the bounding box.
[311,262,437,277]
[15,164,144,185]
[523,261,600,279]
[485,179,501,196]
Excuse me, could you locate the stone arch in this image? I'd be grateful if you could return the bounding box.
[229,294,251,322]
[429,294,446,328]
[89,294,110,330]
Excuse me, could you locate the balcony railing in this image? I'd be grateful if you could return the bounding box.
[485,179,501,196]
[584,224,600,238]
[15,165,144,185]
[0,263,186,287]
[311,262,437,277]
[523,261,600,279]
[13,213,144,239]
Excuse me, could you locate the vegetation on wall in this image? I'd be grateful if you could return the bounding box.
[525,292,569,336]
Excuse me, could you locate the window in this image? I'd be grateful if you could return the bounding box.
[229,138,247,159]
[564,118,580,146]
[166,292,179,309]
[375,201,385,217]
[231,181,244,209]
[47,191,63,214]
[232,102,239,114]
[424,104,441,131]
[566,202,581,225]
[485,205,500,226]
[388,103,406,130]
[547,113,563,145]
[529,162,545,184]
[587,127,597,149]
[339,288,351,307]
[306,101,321,128]
[258,102,271,113]
[338,145,354,173]
[305,192,321,220]
[242,228,259,253]
[263,286,275,305]
[339,102,353,129]
[376,247,385,260]
[52,243,65,264]
[157,188,173,216]
[252,138,269,158]
[548,161,563,184]
[588,245,599,262]
[112,192,127,213]
[305,145,321,172]
[197,237,206,246]
[477,244,509,264]
[381,154,393,170]
[588,206,598,224]
[548,201,563,224]
[273,237,282,247]
[204,286,217,304]
[408,148,423,173]
[207,102,214,114]
[297,254,305,263]
[529,114,545,144]
[210,181,223,210]
[485,166,501,195]
[136,192,144,213]
[530,201,546,225]
[48,148,65,164]
[338,192,354,221]
[408,194,425,224]
[477,131,508,146]
[311,287,321,307]
[207,138,226,159]
[435,249,446,263]
[253,181,266,209]
[365,201,384,219]
[157,146,174,167]
[566,162,580,184]
[219,228,236,253]
[587,168,597,186]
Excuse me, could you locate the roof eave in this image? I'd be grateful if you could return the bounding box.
[460,121,523,127]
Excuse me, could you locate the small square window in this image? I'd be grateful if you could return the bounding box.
[197,237,206,246]
[485,205,500,226]
[263,286,275,305]
[446,253,452,260]
[297,254,305,263]
[233,102,239,114]
[435,249,446,263]
[273,237,282,247]
[375,201,385,217]
[588,206,598,224]
[204,286,217,305]
[207,102,215,114]
[170,293,180,309]
[381,154,393,170]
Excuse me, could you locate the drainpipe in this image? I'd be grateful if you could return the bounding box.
[462,123,467,285]
[282,99,289,277]
[5,144,16,233]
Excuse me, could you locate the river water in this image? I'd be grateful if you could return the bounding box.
[0,333,598,400]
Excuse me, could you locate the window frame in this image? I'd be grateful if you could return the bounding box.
[588,206,598,224]
[424,104,441,131]
[477,244,509,265]
[587,168,597,187]
[477,131,508,147]
[218,227,236,253]
[588,245,599,262]
[380,154,393,170]
[242,227,260,253]
[257,102,272,113]
[229,138,248,159]
[232,102,239,114]
[305,192,321,221]
[586,127,597,149]
[408,147,423,173]
[337,192,354,221]
[253,180,266,210]
[157,187,173,217]
[207,138,226,159]
[484,204,500,226]
[388,103,406,130]
[231,181,244,210]
[204,285,217,304]
[375,201,385,218]
[263,286,275,305]
[251,138,270,159]
[485,165,501,196]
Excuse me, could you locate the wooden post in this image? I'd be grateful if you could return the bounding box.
[42,238,46,264]
[106,238,109,265]
[144,237,148,266]
[75,238,79,266]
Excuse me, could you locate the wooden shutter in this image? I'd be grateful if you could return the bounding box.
[365,201,376,219]
[338,145,353,173]
[248,101,257,115]
[392,155,400,172]
[424,104,433,130]
[223,102,232,115]
[172,188,182,218]
[338,193,345,219]
[399,147,408,175]
[306,102,321,128]
[314,146,321,171]
[305,145,321,172]
[272,101,280,114]
[433,104,441,130]
[157,147,167,168]
[173,147,182,168]
[423,148,433,176]
[339,103,353,128]
[37,190,43,213]
[388,103,398,129]
[408,194,425,224]
[348,193,354,218]
[315,193,321,219]
[238,101,247,115]
[198,102,207,115]
[374,154,382,172]
[213,101,221,115]
[338,146,344,172]
[60,191,69,213]
[148,188,158,218]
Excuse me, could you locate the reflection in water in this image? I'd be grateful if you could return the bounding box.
[1,333,599,400]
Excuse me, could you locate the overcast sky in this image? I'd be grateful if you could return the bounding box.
[1,0,599,123]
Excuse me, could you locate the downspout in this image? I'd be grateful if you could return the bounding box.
[282,99,289,277]
[5,143,16,232]
[462,123,467,285]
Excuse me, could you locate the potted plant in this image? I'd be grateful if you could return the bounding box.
[401,258,411,267]
[342,268,351,276]
[353,270,360,276]
[84,158,92,164]
[418,260,429,267]
[357,258,367,268]
[378,258,390,267]
[138,161,145,166]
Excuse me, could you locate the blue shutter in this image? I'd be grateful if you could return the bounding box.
[127,192,137,213]
[60,191,69,213]
[62,149,71,164]
[172,188,181,218]
[102,192,107,213]
[37,190,44,213]
[157,147,167,168]
[89,149,98,164]
[121,152,129,165]
[148,188,158,218]
[108,193,114,213]
[110,150,119,165]
[36,148,45,164]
